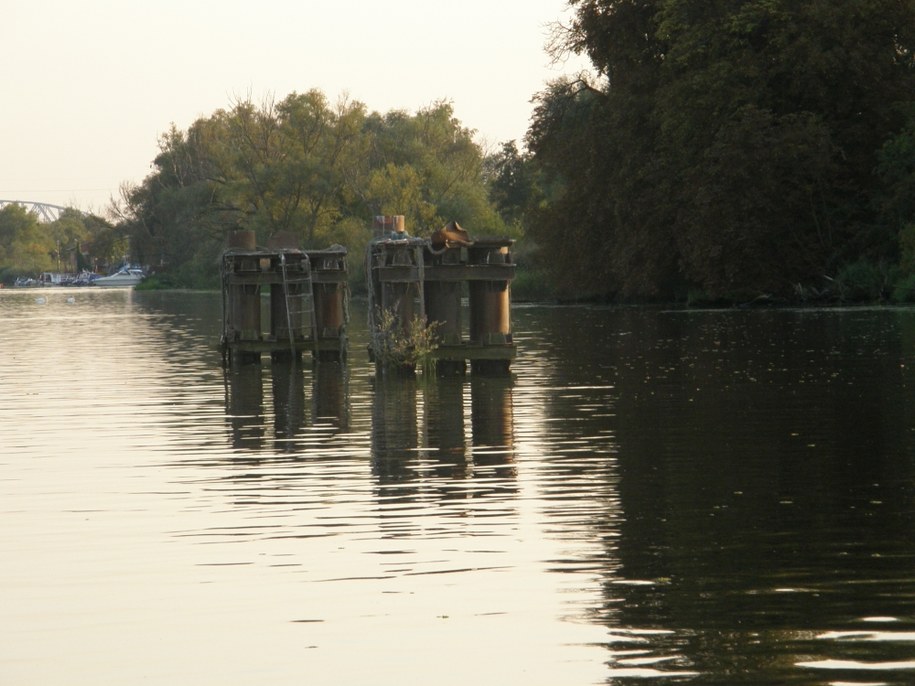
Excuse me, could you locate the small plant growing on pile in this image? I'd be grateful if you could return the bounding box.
[373,308,441,372]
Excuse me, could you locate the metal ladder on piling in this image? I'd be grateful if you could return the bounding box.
[278,251,317,359]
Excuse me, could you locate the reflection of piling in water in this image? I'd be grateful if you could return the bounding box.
[225,364,266,451]
[271,360,306,449]
[371,375,419,483]
[471,376,516,476]
[423,377,468,478]
[366,216,515,376]
[313,360,348,430]
[368,374,516,488]
[220,230,348,366]
[224,360,348,452]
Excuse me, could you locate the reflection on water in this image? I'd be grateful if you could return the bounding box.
[3,290,915,684]
[226,364,266,449]
[225,360,350,452]
[511,305,915,685]
[371,373,516,506]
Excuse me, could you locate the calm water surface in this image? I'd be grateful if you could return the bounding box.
[2,288,915,685]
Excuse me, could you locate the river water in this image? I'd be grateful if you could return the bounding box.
[2,288,915,685]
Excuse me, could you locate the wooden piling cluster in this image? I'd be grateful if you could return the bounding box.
[220,230,348,365]
[367,216,516,375]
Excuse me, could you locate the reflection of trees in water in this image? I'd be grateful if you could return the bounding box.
[370,373,516,505]
[508,308,915,684]
[525,307,915,682]
[224,360,348,453]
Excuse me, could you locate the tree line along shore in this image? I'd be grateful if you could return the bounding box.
[4,2,915,306]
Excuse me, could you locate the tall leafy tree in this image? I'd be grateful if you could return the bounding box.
[117,92,503,286]
[876,110,915,273]
[363,101,504,234]
[485,141,542,231]
[120,121,232,284]
[275,92,369,246]
[0,204,55,278]
[530,0,915,300]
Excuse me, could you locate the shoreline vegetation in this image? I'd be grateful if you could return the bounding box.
[5,4,915,309]
[132,262,915,309]
[6,246,915,309]
[7,261,915,310]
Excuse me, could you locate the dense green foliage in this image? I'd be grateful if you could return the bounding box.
[9,4,915,305]
[0,204,121,284]
[525,0,915,301]
[117,92,505,289]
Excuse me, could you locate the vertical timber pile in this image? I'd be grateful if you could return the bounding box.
[467,240,514,375]
[367,215,425,355]
[367,216,515,375]
[220,232,348,366]
[309,246,349,360]
[423,241,466,375]
[267,232,307,362]
[223,230,262,365]
[379,215,422,329]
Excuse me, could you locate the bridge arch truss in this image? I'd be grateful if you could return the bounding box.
[0,200,76,223]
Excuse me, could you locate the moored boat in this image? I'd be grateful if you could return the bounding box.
[91,265,146,288]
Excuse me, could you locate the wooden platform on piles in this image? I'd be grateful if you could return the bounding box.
[367,234,516,375]
[220,242,348,365]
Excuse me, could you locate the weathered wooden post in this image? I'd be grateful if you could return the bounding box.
[221,231,348,365]
[382,243,420,327]
[377,216,420,329]
[367,216,425,366]
[223,230,262,365]
[467,239,514,375]
[310,247,349,361]
[366,216,516,374]
[267,233,306,362]
[424,245,465,375]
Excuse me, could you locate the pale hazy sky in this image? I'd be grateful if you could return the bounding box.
[2,0,589,214]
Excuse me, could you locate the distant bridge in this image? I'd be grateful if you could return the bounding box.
[0,200,78,222]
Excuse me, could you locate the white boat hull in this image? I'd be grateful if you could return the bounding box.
[91,267,146,288]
